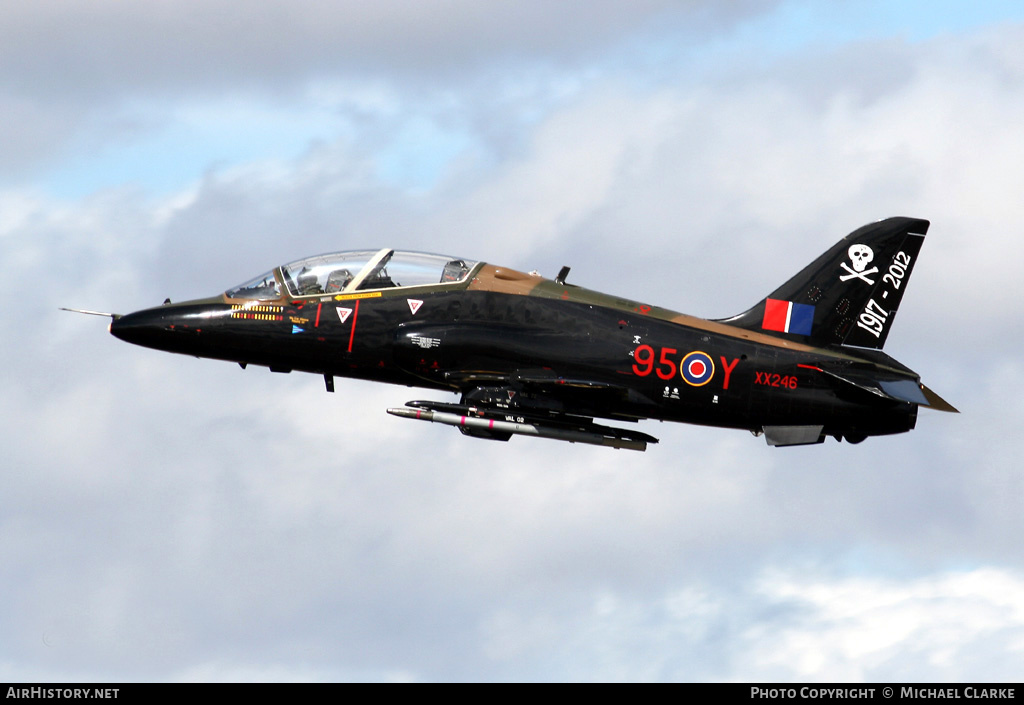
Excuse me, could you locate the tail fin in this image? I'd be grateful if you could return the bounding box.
[718,217,929,349]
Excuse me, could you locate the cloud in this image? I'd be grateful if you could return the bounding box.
[744,569,1024,681]
[0,2,771,96]
[0,2,782,190]
[465,567,1024,682]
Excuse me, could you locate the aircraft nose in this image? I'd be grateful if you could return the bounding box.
[109,307,172,348]
[109,300,231,355]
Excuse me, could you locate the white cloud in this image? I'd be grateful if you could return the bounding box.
[0,2,767,93]
[744,569,1024,681]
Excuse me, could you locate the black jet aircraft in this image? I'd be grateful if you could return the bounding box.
[69,216,956,451]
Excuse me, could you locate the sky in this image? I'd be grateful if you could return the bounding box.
[3,0,1024,682]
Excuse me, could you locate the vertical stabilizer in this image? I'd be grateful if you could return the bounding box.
[717,217,929,349]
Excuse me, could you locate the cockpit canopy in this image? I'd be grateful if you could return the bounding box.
[226,248,478,301]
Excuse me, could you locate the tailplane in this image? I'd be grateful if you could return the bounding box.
[718,217,929,349]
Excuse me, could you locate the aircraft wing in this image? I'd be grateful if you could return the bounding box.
[392,321,660,448]
[445,368,631,393]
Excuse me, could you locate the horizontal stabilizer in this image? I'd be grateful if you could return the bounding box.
[920,384,959,413]
[817,365,929,405]
[808,362,957,411]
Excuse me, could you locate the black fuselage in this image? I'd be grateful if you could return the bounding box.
[110,288,918,442]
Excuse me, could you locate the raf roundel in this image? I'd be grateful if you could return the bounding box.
[680,351,715,387]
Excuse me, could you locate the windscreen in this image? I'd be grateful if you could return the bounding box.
[226,271,281,300]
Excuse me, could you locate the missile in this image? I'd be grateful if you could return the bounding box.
[386,406,648,451]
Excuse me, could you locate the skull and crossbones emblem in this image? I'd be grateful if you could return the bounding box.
[839,244,878,284]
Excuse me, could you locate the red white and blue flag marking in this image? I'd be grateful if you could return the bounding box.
[762,299,814,336]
